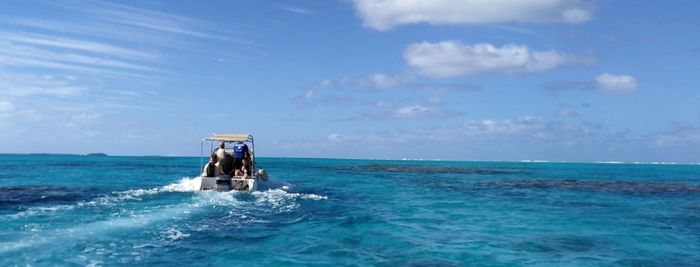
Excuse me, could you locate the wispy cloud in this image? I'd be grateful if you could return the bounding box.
[547,73,639,94]
[0,72,88,97]
[296,74,413,107]
[0,40,159,75]
[650,122,700,147]
[296,72,478,107]
[277,5,313,15]
[289,115,699,161]
[69,112,101,125]
[352,0,593,31]
[343,104,462,121]
[61,0,231,40]
[325,116,627,148]
[0,31,155,60]
[553,104,582,118]
[0,100,14,115]
[0,0,246,85]
[404,41,594,78]
[0,0,249,142]
[0,17,182,46]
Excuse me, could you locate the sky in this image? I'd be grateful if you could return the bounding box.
[0,0,699,162]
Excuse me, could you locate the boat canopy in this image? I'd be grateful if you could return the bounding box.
[205,133,253,142]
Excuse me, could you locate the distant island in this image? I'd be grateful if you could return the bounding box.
[85,153,109,157]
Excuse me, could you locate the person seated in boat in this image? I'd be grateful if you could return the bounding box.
[219,153,234,176]
[214,141,227,159]
[232,141,250,171]
[233,158,253,179]
[202,153,223,177]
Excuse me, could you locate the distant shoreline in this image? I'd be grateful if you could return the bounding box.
[0,153,698,166]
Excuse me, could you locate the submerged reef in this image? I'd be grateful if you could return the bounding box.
[343,164,518,175]
[487,179,700,196]
[0,186,96,207]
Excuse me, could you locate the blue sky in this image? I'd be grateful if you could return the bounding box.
[1,0,699,162]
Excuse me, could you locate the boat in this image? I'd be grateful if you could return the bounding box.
[198,133,267,192]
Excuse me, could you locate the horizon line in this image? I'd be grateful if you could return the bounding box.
[1,153,699,166]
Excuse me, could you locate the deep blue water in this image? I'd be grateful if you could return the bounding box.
[1,155,699,266]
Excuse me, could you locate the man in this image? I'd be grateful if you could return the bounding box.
[214,141,234,175]
[232,141,250,173]
[202,153,223,177]
[214,141,227,160]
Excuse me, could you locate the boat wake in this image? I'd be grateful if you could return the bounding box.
[0,176,327,254]
[4,177,203,219]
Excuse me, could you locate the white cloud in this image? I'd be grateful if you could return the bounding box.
[428,96,442,104]
[0,102,40,127]
[651,124,700,147]
[460,116,550,137]
[345,104,460,121]
[297,73,414,107]
[341,73,413,89]
[328,133,356,142]
[595,73,638,93]
[394,105,434,118]
[0,101,14,113]
[71,113,101,124]
[554,107,579,118]
[376,100,394,108]
[0,72,87,97]
[327,116,619,147]
[352,0,593,31]
[405,41,588,77]
[301,79,333,101]
[326,116,547,144]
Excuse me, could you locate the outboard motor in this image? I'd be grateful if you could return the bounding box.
[215,176,232,191]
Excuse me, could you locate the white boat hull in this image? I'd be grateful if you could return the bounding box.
[200,175,258,192]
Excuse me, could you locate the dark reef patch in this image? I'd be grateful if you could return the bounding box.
[515,235,600,254]
[340,164,520,175]
[487,179,700,196]
[0,186,97,207]
[45,162,99,167]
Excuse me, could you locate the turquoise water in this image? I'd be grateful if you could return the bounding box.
[1,155,699,266]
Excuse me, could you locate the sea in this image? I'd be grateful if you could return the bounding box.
[0,154,699,266]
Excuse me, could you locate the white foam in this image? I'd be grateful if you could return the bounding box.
[520,160,550,163]
[300,193,328,201]
[9,177,203,218]
[0,202,200,253]
[162,227,190,241]
[161,176,202,192]
[193,190,244,207]
[251,189,327,212]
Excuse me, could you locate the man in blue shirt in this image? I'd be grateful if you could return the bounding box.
[232,141,250,176]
